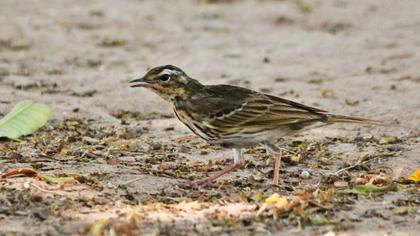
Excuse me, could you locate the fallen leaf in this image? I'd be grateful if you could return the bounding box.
[40,175,77,185]
[249,191,264,203]
[378,136,399,145]
[310,214,340,225]
[1,167,38,178]
[257,193,290,216]
[316,188,336,203]
[309,214,329,225]
[90,219,110,236]
[265,193,289,207]
[291,155,301,163]
[341,183,397,195]
[407,169,420,181]
[0,100,53,141]
[367,173,392,186]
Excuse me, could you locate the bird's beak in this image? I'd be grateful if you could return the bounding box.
[130,77,152,88]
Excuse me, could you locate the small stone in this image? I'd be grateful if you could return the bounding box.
[320,157,331,165]
[274,77,287,82]
[379,136,398,145]
[86,59,102,68]
[30,193,44,202]
[179,145,191,153]
[200,150,209,155]
[334,180,349,188]
[82,136,100,145]
[70,89,97,97]
[11,76,38,90]
[387,144,402,152]
[354,136,364,143]
[31,208,50,221]
[300,170,310,179]
[363,134,374,141]
[291,155,301,163]
[117,156,136,162]
[274,16,294,25]
[151,143,162,150]
[123,126,144,139]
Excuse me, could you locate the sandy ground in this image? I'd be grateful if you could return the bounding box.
[0,0,419,235]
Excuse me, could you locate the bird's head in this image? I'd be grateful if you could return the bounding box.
[130,65,202,101]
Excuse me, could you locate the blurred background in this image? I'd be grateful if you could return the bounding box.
[0,0,419,123]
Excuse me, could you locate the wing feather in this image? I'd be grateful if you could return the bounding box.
[205,96,326,135]
[183,85,328,137]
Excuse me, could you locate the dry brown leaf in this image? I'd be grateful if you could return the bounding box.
[1,167,38,178]
[316,188,336,203]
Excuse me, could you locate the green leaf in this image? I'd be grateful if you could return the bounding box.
[309,214,340,225]
[250,191,265,203]
[41,175,76,185]
[0,100,53,140]
[341,183,397,195]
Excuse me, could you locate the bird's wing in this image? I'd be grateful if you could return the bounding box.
[187,85,327,135]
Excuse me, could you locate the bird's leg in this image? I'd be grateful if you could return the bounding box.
[196,148,243,186]
[272,149,282,185]
[263,143,282,185]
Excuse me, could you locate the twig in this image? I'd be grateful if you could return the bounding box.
[30,182,66,196]
[334,160,369,175]
[119,176,147,186]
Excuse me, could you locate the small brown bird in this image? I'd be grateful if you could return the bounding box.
[130,65,380,186]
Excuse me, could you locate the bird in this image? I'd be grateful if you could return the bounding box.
[130,65,381,186]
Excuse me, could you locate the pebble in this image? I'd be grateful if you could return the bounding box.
[300,170,310,179]
[379,136,398,145]
[363,134,374,141]
[11,76,38,90]
[117,156,136,162]
[150,143,162,151]
[179,145,191,153]
[387,144,402,152]
[123,126,144,139]
[320,157,331,165]
[82,136,100,145]
[291,155,301,163]
[334,180,349,188]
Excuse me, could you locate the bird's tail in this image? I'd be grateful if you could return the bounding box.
[326,114,384,126]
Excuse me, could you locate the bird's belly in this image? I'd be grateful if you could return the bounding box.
[209,129,289,148]
[174,108,291,148]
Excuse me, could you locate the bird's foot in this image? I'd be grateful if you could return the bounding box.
[186,162,244,188]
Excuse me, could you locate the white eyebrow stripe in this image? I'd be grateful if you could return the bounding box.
[159,69,179,76]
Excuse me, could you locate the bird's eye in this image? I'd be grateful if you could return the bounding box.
[159,74,171,82]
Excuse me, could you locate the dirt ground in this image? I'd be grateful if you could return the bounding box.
[0,0,419,235]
